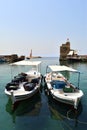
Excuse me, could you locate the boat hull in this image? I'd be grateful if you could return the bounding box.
[5,60,42,104]
[51,91,80,108]
[45,82,83,109]
[5,82,41,104]
[45,65,84,109]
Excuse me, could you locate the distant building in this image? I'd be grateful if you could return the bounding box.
[59,39,87,62]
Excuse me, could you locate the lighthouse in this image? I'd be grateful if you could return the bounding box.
[30,49,32,58]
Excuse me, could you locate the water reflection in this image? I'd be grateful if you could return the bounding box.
[60,60,69,66]
[6,93,42,123]
[60,60,87,70]
[60,60,81,86]
[59,60,70,80]
[47,95,83,127]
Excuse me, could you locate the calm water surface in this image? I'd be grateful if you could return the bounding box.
[0,57,87,130]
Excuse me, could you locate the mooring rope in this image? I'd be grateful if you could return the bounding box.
[66,108,87,125]
[57,108,87,130]
[67,109,74,120]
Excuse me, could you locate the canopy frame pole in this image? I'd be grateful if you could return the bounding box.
[78,72,80,89]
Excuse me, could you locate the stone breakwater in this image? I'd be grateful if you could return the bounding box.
[0,54,25,63]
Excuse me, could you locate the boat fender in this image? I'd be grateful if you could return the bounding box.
[11,90,13,96]
[74,98,78,109]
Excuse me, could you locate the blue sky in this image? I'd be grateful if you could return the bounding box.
[0,0,87,57]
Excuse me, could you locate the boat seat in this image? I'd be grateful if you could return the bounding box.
[59,89,64,94]
[52,77,65,81]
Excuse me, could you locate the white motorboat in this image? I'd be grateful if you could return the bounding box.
[5,60,42,104]
[45,65,84,109]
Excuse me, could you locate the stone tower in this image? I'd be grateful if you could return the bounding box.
[59,39,70,61]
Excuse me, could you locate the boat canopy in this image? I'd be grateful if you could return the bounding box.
[48,65,78,72]
[10,60,41,66]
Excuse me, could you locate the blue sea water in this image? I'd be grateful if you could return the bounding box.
[0,57,87,130]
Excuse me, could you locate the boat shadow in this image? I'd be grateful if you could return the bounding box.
[5,92,42,123]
